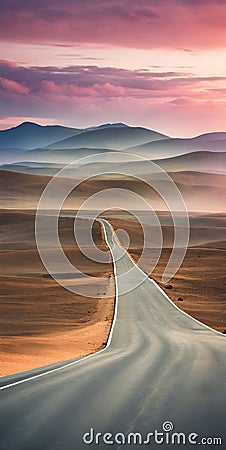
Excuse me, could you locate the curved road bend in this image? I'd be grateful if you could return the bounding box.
[0,219,226,449]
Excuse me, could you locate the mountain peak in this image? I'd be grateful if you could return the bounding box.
[99,122,128,128]
[0,122,81,150]
[87,122,129,131]
[19,121,41,128]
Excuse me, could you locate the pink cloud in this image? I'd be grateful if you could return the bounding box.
[0,77,30,95]
[0,59,225,136]
[0,59,18,67]
[41,80,125,98]
[93,83,125,97]
[2,59,225,100]
[169,97,195,106]
[0,91,226,137]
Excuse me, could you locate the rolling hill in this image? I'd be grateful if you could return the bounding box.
[0,122,81,150]
[127,133,226,159]
[45,126,168,150]
[1,169,226,213]
[156,151,226,173]
[2,150,226,178]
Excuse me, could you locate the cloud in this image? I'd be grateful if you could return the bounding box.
[0,60,225,101]
[0,0,225,49]
[169,97,194,106]
[0,59,225,136]
[0,77,30,95]
[41,80,125,97]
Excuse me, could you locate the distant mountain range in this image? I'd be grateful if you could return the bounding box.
[0,122,82,150]
[0,121,226,213]
[0,121,135,150]
[0,121,225,157]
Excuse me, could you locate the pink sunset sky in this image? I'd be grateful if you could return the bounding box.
[0,0,226,136]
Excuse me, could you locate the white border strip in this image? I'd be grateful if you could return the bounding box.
[0,219,119,391]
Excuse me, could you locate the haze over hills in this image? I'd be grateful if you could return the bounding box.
[21,146,226,171]
[0,162,65,177]
[1,168,226,213]
[0,122,225,167]
[127,134,226,159]
[0,121,225,160]
[155,150,226,173]
[0,121,225,212]
[45,126,168,150]
[2,150,226,175]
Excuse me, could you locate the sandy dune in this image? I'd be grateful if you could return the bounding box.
[0,211,114,375]
[1,169,226,214]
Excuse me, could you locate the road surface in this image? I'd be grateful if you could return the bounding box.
[0,219,226,449]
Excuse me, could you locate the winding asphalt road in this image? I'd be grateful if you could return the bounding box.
[0,219,226,449]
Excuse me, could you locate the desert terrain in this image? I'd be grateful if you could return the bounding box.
[0,122,226,376]
[0,208,114,375]
[1,203,225,376]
